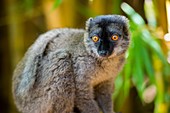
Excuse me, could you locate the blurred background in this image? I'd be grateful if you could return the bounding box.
[0,0,170,113]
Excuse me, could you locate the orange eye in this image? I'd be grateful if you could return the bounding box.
[92,36,99,42]
[111,35,119,41]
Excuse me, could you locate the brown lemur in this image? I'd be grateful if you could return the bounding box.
[12,15,130,113]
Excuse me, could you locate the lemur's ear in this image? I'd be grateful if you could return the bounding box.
[85,17,93,31]
[121,16,130,40]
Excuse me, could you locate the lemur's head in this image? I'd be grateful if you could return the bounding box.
[84,15,130,58]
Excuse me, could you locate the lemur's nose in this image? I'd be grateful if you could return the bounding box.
[98,50,109,57]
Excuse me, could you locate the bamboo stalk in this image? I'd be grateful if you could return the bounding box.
[42,0,77,29]
[6,0,25,112]
[154,0,168,33]
[153,58,167,113]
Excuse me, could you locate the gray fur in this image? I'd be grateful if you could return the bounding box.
[12,15,130,113]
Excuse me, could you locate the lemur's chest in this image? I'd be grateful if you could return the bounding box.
[90,60,117,86]
[73,56,123,86]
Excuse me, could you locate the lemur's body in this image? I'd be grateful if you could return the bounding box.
[13,15,130,113]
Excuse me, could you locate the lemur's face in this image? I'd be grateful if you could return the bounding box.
[85,15,130,58]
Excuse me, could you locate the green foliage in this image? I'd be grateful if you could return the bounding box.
[114,3,170,111]
[52,0,62,10]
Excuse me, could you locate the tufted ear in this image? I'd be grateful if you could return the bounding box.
[85,17,93,31]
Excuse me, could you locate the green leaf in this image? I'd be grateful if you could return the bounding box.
[123,77,131,98]
[132,36,145,99]
[113,75,123,99]
[121,2,145,25]
[141,30,167,64]
[141,42,155,83]
[123,52,133,97]
[52,0,62,10]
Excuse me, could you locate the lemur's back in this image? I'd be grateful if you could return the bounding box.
[12,28,85,113]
